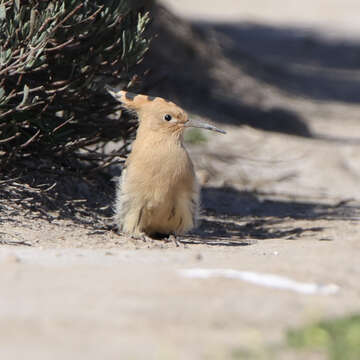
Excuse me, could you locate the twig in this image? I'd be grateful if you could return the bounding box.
[0,176,22,185]
[51,116,74,134]
[45,37,75,52]
[0,232,32,246]
[0,133,21,144]
[51,3,83,33]
[20,129,40,148]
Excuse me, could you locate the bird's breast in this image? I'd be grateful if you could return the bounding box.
[125,138,196,206]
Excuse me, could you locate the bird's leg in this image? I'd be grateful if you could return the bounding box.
[166,234,181,247]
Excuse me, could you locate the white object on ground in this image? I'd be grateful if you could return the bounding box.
[178,268,339,295]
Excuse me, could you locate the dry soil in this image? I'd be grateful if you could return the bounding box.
[1,1,360,359]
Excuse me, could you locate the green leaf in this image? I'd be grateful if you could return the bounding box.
[0,87,5,101]
[18,84,30,108]
[14,0,20,12]
[29,8,36,38]
[0,5,6,20]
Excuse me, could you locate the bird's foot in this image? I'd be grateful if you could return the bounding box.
[166,234,181,247]
[130,233,153,243]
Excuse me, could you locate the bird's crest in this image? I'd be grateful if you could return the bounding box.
[106,87,172,111]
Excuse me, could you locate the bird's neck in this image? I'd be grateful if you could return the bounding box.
[135,125,184,148]
[129,126,190,170]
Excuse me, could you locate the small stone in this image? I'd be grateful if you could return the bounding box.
[319,237,333,241]
[3,253,21,264]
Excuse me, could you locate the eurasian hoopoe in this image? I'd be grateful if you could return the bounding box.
[107,88,226,239]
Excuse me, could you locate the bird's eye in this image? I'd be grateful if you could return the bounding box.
[164,114,172,121]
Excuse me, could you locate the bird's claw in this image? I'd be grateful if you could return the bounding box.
[166,234,181,247]
[130,233,153,243]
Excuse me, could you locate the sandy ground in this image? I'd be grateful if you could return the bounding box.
[2,1,360,359]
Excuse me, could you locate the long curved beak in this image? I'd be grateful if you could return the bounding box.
[184,119,226,134]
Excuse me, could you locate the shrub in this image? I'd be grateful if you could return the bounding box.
[0,0,150,171]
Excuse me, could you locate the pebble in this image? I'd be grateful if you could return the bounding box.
[3,253,21,264]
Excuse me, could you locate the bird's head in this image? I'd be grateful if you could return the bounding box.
[106,88,226,137]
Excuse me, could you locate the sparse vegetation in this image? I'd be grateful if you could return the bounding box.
[0,0,150,171]
[288,314,360,360]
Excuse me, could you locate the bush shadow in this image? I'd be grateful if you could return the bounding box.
[0,166,115,231]
[138,5,312,137]
[183,186,360,246]
[204,22,360,103]
[2,171,359,247]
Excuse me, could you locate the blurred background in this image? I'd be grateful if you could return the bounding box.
[161,0,360,34]
[141,0,360,203]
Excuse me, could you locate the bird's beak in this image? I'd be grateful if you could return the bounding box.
[184,119,226,134]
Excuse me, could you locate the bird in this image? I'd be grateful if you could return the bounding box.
[106,88,226,240]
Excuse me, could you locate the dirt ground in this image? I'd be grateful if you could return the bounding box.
[1,1,360,359]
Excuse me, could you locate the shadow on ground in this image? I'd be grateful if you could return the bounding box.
[0,167,114,230]
[203,22,360,103]
[183,186,360,246]
[138,5,312,137]
[2,171,359,247]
